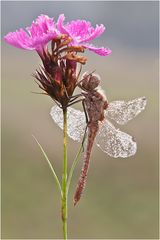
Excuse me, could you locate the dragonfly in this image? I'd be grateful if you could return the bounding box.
[50,72,147,205]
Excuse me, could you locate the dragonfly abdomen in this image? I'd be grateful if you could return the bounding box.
[74,122,99,205]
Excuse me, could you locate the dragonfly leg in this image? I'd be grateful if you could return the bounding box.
[81,100,89,152]
[82,100,89,124]
[69,94,82,99]
[81,124,88,152]
[76,70,96,87]
[69,94,83,103]
[66,98,84,107]
[63,84,82,101]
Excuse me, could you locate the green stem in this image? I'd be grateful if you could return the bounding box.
[67,143,83,195]
[62,108,68,240]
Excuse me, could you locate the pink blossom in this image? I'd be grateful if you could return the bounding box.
[4,15,58,54]
[57,14,111,56]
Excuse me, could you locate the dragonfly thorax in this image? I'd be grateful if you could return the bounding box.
[83,90,108,123]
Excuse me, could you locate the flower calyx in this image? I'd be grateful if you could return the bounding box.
[34,35,85,108]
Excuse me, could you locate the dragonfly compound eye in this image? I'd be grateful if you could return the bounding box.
[88,74,101,89]
[81,72,101,90]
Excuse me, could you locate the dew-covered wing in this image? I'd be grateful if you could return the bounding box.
[96,120,137,158]
[106,97,147,125]
[50,105,86,142]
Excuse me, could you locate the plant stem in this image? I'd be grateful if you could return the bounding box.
[62,108,68,240]
[67,143,83,195]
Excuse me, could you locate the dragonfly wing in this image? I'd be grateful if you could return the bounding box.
[96,119,137,158]
[50,105,86,142]
[106,96,147,125]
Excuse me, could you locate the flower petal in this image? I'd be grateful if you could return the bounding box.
[57,14,69,35]
[64,20,92,41]
[27,15,58,48]
[27,15,57,37]
[83,44,112,56]
[58,18,105,44]
[80,24,105,43]
[4,15,58,52]
[57,16,111,56]
[4,29,34,50]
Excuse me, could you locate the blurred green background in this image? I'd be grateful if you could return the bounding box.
[1,1,159,239]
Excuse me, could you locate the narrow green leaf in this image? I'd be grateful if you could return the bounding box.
[32,135,62,196]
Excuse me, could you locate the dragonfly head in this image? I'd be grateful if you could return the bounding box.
[81,72,101,91]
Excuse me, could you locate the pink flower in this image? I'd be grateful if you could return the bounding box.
[4,15,58,55]
[57,14,111,56]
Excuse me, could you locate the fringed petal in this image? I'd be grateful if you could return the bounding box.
[4,15,58,52]
[83,44,112,56]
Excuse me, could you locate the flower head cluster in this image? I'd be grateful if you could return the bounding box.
[4,14,111,108]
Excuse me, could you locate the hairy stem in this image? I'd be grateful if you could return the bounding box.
[62,108,68,239]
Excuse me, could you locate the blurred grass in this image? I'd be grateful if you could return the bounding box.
[1,43,159,239]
